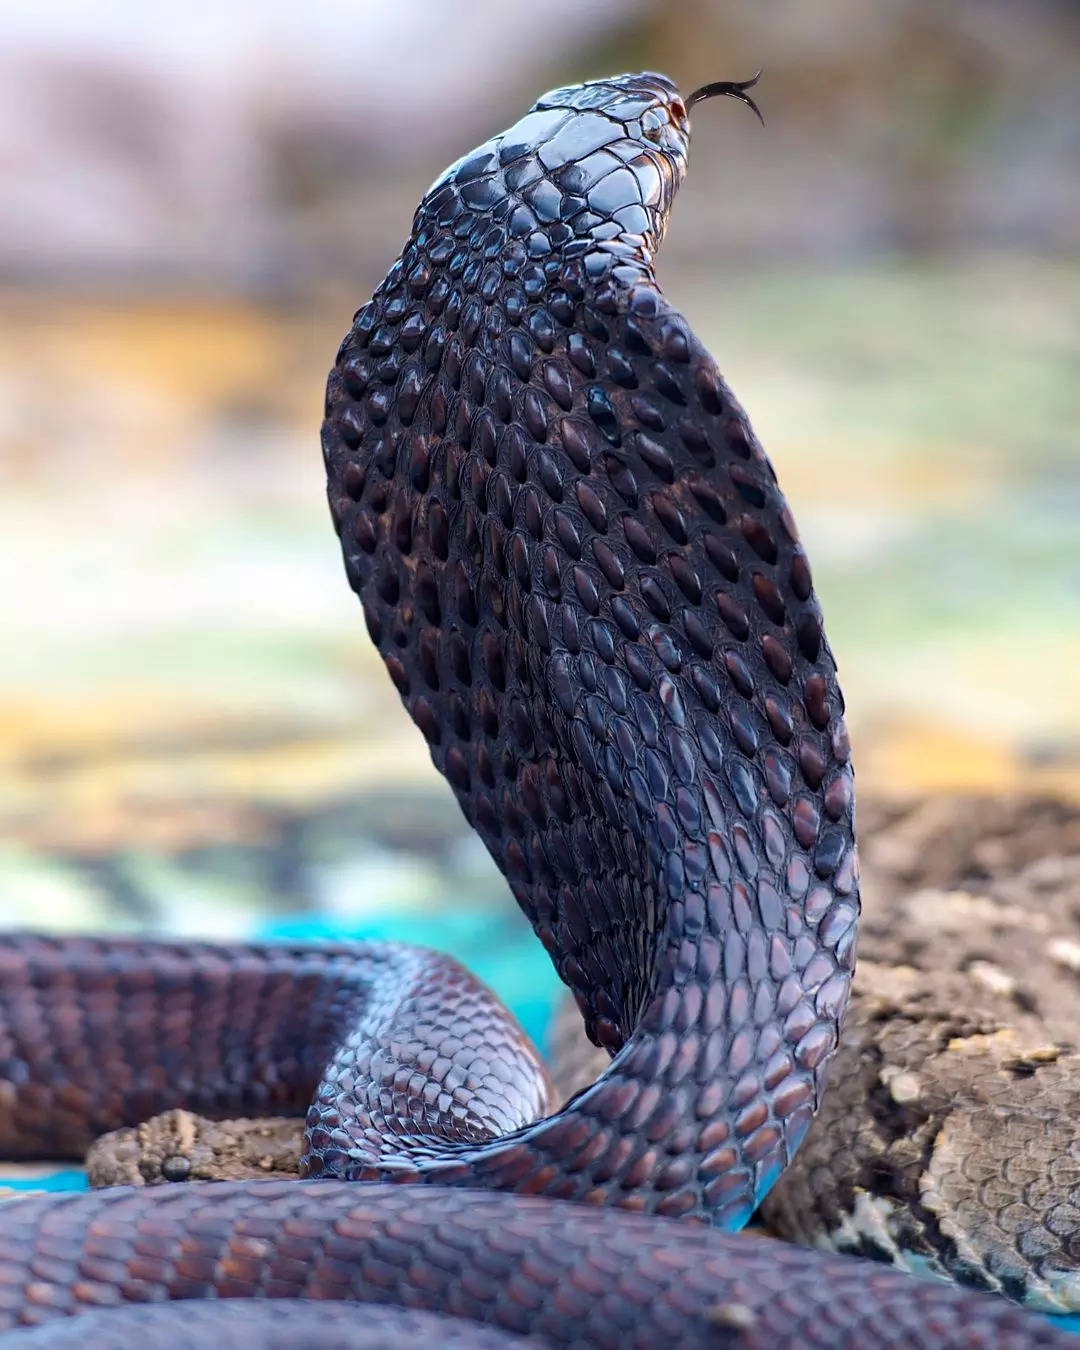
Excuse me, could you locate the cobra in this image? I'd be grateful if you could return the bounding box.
[0,72,1067,1348]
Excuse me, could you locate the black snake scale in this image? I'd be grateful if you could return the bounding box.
[0,72,1069,1347]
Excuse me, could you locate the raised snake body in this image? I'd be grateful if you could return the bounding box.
[0,73,1069,1347]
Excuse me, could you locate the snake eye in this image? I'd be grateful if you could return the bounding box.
[161,1155,191,1182]
[670,100,687,121]
[641,111,665,143]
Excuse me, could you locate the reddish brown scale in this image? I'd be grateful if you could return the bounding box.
[0,937,550,1164]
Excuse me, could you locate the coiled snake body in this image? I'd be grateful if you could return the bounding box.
[0,73,1068,1347]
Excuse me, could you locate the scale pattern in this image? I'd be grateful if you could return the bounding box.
[0,936,549,1167]
[0,1183,1072,1348]
[0,71,1059,1345]
[0,1301,532,1349]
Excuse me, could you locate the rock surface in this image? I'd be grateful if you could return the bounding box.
[762,794,1080,1311]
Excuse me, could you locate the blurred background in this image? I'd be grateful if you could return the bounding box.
[1,0,1078,1038]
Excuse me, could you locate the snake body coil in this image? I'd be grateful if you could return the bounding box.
[0,73,1068,1347]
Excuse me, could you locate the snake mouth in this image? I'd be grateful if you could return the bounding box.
[686,71,765,126]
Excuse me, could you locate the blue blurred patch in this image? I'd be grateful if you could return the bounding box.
[0,1169,88,1193]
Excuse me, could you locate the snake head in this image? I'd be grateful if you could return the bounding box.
[420,73,697,266]
[525,71,694,226]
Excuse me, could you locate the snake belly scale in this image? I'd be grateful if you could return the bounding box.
[0,72,1069,1348]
